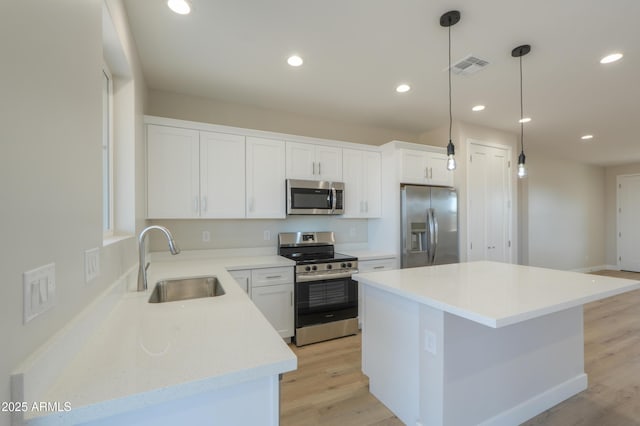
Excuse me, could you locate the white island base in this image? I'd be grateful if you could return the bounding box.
[356,262,640,426]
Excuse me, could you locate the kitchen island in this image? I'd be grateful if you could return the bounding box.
[353,261,640,426]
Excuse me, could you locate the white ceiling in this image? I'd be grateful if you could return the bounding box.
[123,0,640,166]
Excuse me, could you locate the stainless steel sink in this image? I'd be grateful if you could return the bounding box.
[148,276,225,303]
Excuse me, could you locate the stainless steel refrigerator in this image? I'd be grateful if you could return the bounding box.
[401,185,459,268]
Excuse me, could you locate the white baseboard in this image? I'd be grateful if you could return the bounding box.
[479,374,588,426]
[571,264,611,273]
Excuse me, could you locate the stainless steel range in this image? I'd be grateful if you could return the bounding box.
[278,232,358,346]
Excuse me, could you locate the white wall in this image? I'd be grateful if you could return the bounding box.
[604,162,640,266]
[523,152,606,270]
[147,89,420,146]
[0,2,145,425]
[148,217,369,252]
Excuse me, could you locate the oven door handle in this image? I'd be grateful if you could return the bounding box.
[296,271,357,282]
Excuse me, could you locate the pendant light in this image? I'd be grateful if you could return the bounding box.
[440,10,460,171]
[512,44,531,179]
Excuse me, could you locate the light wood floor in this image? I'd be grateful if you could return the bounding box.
[280,270,640,426]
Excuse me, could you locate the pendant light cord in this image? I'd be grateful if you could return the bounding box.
[448,25,453,141]
[519,55,524,153]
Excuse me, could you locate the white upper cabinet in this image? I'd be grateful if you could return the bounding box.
[285,141,342,181]
[342,149,381,218]
[400,149,453,187]
[200,131,245,218]
[147,125,200,218]
[246,137,286,218]
[147,125,246,219]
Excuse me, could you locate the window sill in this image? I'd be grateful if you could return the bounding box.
[103,234,134,247]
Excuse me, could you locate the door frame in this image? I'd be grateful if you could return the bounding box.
[466,139,514,263]
[616,174,640,271]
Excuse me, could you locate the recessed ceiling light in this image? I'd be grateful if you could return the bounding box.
[519,117,532,123]
[600,52,623,64]
[581,134,594,140]
[472,105,485,112]
[167,0,191,15]
[287,55,303,67]
[396,84,411,93]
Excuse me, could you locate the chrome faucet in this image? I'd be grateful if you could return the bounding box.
[137,225,180,291]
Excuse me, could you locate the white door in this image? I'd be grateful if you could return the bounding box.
[315,145,343,181]
[467,142,512,262]
[285,141,315,180]
[251,283,294,338]
[342,149,364,217]
[400,149,428,184]
[246,137,286,218]
[618,175,640,271]
[200,131,245,218]
[147,125,199,218]
[363,151,382,217]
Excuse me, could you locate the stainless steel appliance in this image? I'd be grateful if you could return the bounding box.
[286,179,345,215]
[278,231,358,346]
[401,185,459,268]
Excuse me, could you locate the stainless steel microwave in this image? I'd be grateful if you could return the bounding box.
[286,179,344,215]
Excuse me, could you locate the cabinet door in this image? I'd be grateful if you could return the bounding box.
[285,141,315,179]
[252,283,294,338]
[342,149,364,217]
[363,151,382,217]
[315,145,342,181]
[400,149,429,184]
[147,125,200,218]
[426,152,453,187]
[228,270,251,296]
[246,137,286,218]
[200,131,245,218]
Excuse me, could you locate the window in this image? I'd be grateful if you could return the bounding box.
[102,65,114,236]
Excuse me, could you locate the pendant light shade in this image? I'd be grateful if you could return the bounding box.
[441,11,460,171]
[512,44,531,179]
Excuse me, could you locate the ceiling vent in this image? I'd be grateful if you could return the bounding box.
[450,55,489,75]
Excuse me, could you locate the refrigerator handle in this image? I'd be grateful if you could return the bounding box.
[430,208,438,263]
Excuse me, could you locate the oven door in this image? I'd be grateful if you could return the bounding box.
[287,179,344,215]
[295,276,357,328]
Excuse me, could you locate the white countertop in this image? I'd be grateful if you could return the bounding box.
[28,255,296,423]
[339,250,396,261]
[354,261,640,328]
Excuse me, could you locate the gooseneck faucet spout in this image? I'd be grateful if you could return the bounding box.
[137,225,180,291]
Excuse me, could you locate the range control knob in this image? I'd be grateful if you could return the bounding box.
[347,262,353,268]
[305,266,311,272]
[341,263,347,268]
[327,264,333,270]
[312,265,317,271]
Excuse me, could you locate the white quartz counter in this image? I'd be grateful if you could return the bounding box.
[18,255,297,424]
[354,261,640,328]
[339,250,396,262]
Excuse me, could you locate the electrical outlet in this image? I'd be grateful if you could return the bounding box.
[23,263,56,323]
[85,247,100,283]
[424,330,437,355]
[202,231,211,242]
[264,230,271,241]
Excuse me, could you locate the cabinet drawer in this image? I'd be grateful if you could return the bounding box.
[358,258,397,273]
[251,267,293,287]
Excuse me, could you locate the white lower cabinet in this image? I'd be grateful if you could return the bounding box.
[229,267,294,339]
[228,270,251,296]
[252,284,294,339]
[357,257,397,328]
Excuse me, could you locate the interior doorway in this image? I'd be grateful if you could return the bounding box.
[617,174,640,272]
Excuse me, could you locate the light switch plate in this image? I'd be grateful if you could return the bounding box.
[424,330,437,355]
[23,263,56,323]
[85,247,100,283]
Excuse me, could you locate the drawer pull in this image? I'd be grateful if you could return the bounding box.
[373,266,385,269]
[265,275,282,279]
